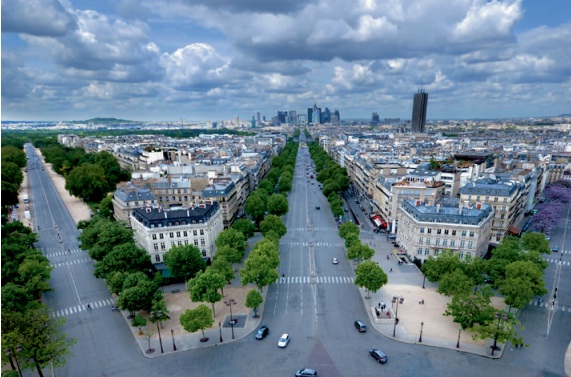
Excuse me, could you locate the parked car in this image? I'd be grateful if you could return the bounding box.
[278,333,290,348]
[354,320,367,332]
[369,349,388,363]
[255,325,269,340]
[545,235,551,240]
[316,205,320,210]
[295,369,318,376]
[332,258,338,264]
[552,246,559,252]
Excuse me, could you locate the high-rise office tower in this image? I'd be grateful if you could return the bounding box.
[371,112,379,126]
[411,90,428,133]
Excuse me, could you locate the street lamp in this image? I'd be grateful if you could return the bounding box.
[150,311,164,354]
[219,322,223,343]
[392,296,404,337]
[171,329,177,351]
[224,298,237,340]
[491,312,508,356]
[422,275,426,289]
[419,322,424,343]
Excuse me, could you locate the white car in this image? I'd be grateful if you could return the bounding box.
[332,258,339,264]
[278,333,290,348]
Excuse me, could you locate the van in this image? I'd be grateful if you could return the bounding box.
[354,320,367,332]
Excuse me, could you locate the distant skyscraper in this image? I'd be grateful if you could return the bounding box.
[334,109,340,122]
[257,112,261,124]
[277,111,287,123]
[411,90,428,133]
[307,107,313,125]
[371,112,379,126]
[233,115,240,128]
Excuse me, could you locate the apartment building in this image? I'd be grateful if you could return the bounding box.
[112,182,157,225]
[397,199,493,263]
[130,202,223,266]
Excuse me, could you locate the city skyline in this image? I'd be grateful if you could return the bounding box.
[2,0,571,122]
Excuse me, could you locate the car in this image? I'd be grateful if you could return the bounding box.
[332,258,338,264]
[278,333,290,348]
[545,235,551,240]
[255,325,269,340]
[369,349,388,363]
[354,320,367,332]
[295,369,318,376]
[552,246,559,252]
[344,208,348,212]
[316,205,320,210]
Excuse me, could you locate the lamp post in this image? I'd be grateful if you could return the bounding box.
[491,312,508,356]
[171,329,177,351]
[219,322,223,343]
[224,298,237,340]
[150,311,164,354]
[392,296,404,337]
[422,275,426,289]
[419,322,424,343]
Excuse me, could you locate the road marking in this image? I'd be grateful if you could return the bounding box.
[51,258,93,268]
[280,276,355,284]
[50,299,116,318]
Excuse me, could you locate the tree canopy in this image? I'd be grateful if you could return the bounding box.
[163,244,206,281]
[354,261,388,298]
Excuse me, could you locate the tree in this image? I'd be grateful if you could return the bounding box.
[532,202,563,233]
[354,261,388,298]
[210,256,235,285]
[117,279,157,316]
[180,304,213,342]
[1,283,33,313]
[473,310,524,353]
[65,163,109,202]
[215,228,246,253]
[499,261,547,311]
[521,232,550,255]
[338,222,360,239]
[245,289,263,318]
[94,243,151,279]
[250,237,280,268]
[187,269,226,316]
[163,244,206,282]
[437,269,474,297]
[215,244,244,266]
[421,251,463,282]
[544,184,571,203]
[131,314,147,335]
[78,218,133,261]
[1,146,27,168]
[344,233,360,249]
[245,191,267,225]
[267,194,289,216]
[347,243,374,263]
[2,305,76,377]
[107,271,127,295]
[98,194,115,219]
[231,218,256,239]
[258,179,274,195]
[259,215,287,238]
[18,258,53,298]
[1,162,23,188]
[240,253,279,292]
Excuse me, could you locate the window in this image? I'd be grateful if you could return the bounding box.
[435,238,440,246]
[426,238,431,245]
[434,250,439,256]
[442,239,448,247]
[194,239,199,246]
[201,239,206,246]
[469,231,474,237]
[503,198,507,203]
[152,234,157,240]
[460,240,465,248]
[468,241,473,249]
[159,233,164,239]
[155,254,161,262]
[450,240,455,247]
[437,229,442,235]
[461,230,466,237]
[459,251,464,259]
[200,229,204,235]
[494,197,498,202]
[420,228,425,234]
[160,242,166,250]
[417,248,423,255]
[193,230,198,236]
[153,244,159,251]
[169,232,174,238]
[184,240,189,245]
[452,230,456,236]
[202,250,207,257]
[427,228,432,234]
[444,229,449,235]
[418,237,423,245]
[425,248,430,255]
[183,231,188,237]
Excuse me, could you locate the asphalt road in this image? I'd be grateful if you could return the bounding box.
[26,141,570,377]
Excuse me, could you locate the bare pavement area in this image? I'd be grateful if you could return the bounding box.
[24,149,571,374]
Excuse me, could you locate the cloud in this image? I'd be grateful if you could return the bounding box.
[178,0,312,14]
[2,0,75,36]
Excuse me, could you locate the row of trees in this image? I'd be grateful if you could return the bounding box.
[532,180,571,233]
[1,222,76,376]
[307,141,350,218]
[337,222,388,298]
[421,232,550,349]
[1,146,27,214]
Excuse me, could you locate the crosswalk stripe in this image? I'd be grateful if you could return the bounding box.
[279,276,354,285]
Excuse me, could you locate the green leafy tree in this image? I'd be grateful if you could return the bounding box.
[421,251,463,282]
[131,314,147,335]
[1,162,24,188]
[347,243,374,263]
[344,233,360,249]
[1,146,27,167]
[163,244,206,282]
[245,289,263,318]
[231,218,256,239]
[215,228,246,253]
[210,256,235,284]
[187,269,226,316]
[117,279,157,316]
[215,244,244,266]
[258,179,274,195]
[18,258,54,298]
[354,260,388,298]
[338,222,360,239]
[150,290,170,326]
[78,218,133,261]
[1,283,33,313]
[499,261,547,310]
[250,238,280,269]
[245,191,268,225]
[98,194,115,219]
[65,163,109,202]
[107,271,127,295]
[259,214,287,238]
[473,310,524,353]
[2,180,20,207]
[520,232,550,255]
[267,194,289,216]
[437,269,474,296]
[180,304,213,342]
[240,253,280,293]
[94,243,151,279]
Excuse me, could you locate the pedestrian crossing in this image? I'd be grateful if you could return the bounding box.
[47,248,86,257]
[280,241,344,248]
[51,258,93,268]
[529,299,571,313]
[544,258,570,266]
[50,298,116,318]
[289,227,339,232]
[278,275,355,284]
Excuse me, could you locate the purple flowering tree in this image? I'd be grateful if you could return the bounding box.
[533,202,563,232]
[544,184,571,203]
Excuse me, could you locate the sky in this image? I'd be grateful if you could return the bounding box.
[2,0,571,122]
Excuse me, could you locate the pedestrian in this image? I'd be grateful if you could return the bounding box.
[390,268,393,272]
[87,304,91,311]
[378,302,381,308]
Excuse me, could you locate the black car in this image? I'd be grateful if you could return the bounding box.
[369,349,388,363]
[295,369,318,376]
[255,325,269,340]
